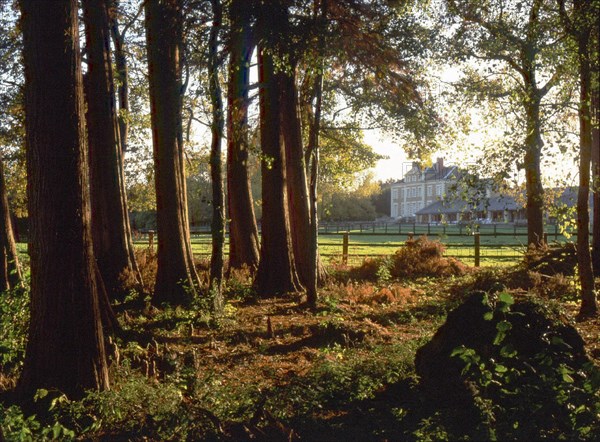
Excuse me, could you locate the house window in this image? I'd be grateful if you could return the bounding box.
[427,186,432,196]
[436,184,442,196]
[392,189,398,200]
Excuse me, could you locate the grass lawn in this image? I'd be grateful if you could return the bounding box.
[131,229,559,267]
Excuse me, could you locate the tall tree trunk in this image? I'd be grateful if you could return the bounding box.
[0,153,21,292]
[280,70,313,288]
[523,95,545,246]
[305,0,328,309]
[19,0,110,397]
[83,0,142,302]
[591,30,600,277]
[109,0,130,154]
[254,46,302,296]
[209,0,225,312]
[226,0,259,271]
[592,91,600,277]
[574,11,596,318]
[146,0,199,305]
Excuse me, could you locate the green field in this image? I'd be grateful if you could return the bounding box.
[16,223,571,268]
[131,228,559,267]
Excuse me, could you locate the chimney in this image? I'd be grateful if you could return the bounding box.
[436,157,444,170]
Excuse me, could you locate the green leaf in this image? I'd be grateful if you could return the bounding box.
[34,389,48,402]
[500,344,517,358]
[483,311,494,321]
[52,422,62,439]
[496,320,512,332]
[450,345,467,357]
[498,292,514,306]
[562,373,574,383]
[494,364,508,373]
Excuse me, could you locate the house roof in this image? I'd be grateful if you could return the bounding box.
[416,196,522,215]
[415,190,594,216]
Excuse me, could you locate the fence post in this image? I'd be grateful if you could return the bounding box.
[148,230,155,251]
[543,232,548,245]
[385,222,388,234]
[474,232,480,267]
[427,222,431,236]
[555,224,558,240]
[373,223,376,233]
[494,224,497,238]
[342,232,349,265]
[398,223,402,234]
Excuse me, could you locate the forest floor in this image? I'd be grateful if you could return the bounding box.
[1,244,600,440]
[106,254,600,441]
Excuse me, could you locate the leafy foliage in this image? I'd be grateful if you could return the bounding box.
[450,293,600,439]
[0,286,29,388]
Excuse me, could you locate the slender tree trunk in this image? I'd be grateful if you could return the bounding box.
[575,26,597,318]
[592,92,600,277]
[305,0,328,309]
[146,0,199,305]
[0,153,21,292]
[19,0,110,397]
[280,70,313,288]
[254,46,302,296]
[591,31,600,277]
[209,0,225,312]
[109,0,130,154]
[83,0,142,302]
[226,0,259,271]
[523,95,545,246]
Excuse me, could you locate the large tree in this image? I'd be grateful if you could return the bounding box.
[18,0,110,397]
[83,0,142,302]
[226,0,260,271]
[559,0,598,318]
[146,0,200,305]
[445,0,564,246]
[254,35,302,296]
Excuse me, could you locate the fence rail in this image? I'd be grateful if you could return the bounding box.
[134,226,563,267]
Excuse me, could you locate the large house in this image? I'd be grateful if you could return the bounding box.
[391,159,592,225]
[390,158,528,223]
[390,158,460,220]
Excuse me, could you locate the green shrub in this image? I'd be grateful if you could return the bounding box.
[0,286,29,387]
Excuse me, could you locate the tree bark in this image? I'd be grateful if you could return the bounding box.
[83,0,142,302]
[108,0,130,154]
[146,0,199,305]
[209,0,225,311]
[19,0,110,397]
[280,71,313,288]
[523,89,545,246]
[0,152,22,292]
[305,0,328,309]
[591,28,600,277]
[226,0,260,271]
[254,46,302,296]
[573,1,597,318]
